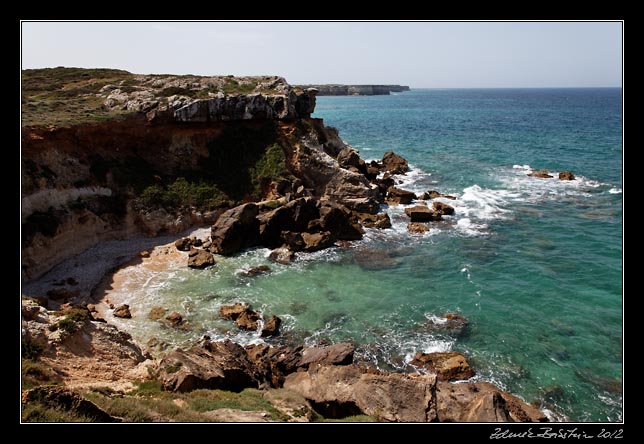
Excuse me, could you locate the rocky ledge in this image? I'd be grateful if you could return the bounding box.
[296,84,410,96]
[21,297,547,422]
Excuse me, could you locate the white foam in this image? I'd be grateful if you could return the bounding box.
[609,188,622,194]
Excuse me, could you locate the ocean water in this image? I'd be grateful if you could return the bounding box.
[106,89,622,422]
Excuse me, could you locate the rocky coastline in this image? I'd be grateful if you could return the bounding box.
[22,68,551,422]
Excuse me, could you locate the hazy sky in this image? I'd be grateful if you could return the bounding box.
[21,21,622,88]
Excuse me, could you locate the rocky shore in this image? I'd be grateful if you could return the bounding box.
[22,68,552,422]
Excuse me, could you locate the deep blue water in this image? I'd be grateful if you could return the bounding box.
[105,88,622,422]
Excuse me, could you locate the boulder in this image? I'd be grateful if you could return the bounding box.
[210,203,260,255]
[323,170,382,214]
[157,340,263,392]
[165,312,184,327]
[354,212,392,229]
[219,303,248,321]
[284,365,437,422]
[281,231,306,252]
[436,381,548,422]
[113,304,132,319]
[260,315,282,337]
[381,151,409,174]
[337,147,366,173]
[405,205,442,222]
[386,187,416,205]
[174,237,193,251]
[315,200,364,240]
[236,310,260,330]
[433,201,455,216]
[187,248,216,269]
[408,222,429,234]
[409,352,475,381]
[240,265,271,277]
[21,386,118,422]
[302,231,335,252]
[268,248,295,265]
[528,170,553,179]
[559,171,575,180]
[258,198,319,247]
[418,190,456,200]
[298,343,355,369]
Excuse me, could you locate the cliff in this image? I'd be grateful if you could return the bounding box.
[21,68,373,280]
[296,84,410,96]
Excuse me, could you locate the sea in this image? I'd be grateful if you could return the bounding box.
[105,88,623,422]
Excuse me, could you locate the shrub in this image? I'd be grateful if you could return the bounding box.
[22,339,43,360]
[137,178,228,211]
[250,144,290,195]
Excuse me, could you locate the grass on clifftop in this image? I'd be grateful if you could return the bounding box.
[22,67,135,127]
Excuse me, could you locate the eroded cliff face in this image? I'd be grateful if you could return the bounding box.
[21,77,370,281]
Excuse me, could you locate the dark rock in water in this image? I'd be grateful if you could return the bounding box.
[165,312,184,327]
[405,205,442,222]
[302,231,335,252]
[376,173,396,195]
[236,309,260,331]
[354,248,399,270]
[219,303,249,321]
[422,313,470,337]
[558,171,575,181]
[210,203,260,255]
[148,306,168,321]
[528,170,553,179]
[289,301,309,315]
[386,187,416,205]
[261,315,282,337]
[268,247,295,265]
[409,352,475,381]
[435,381,548,422]
[21,386,119,422]
[281,231,305,251]
[240,265,271,277]
[541,385,566,403]
[418,190,457,200]
[113,304,132,319]
[381,151,409,174]
[433,201,455,216]
[407,222,430,234]
[187,248,215,269]
[284,364,437,422]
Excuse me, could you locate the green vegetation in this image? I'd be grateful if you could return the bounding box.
[54,308,90,334]
[136,177,229,211]
[22,67,135,126]
[250,143,291,195]
[22,404,96,422]
[21,339,43,360]
[22,359,61,390]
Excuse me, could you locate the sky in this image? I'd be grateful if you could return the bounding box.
[21,21,622,88]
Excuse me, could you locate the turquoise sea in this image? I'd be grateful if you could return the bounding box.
[109,89,623,422]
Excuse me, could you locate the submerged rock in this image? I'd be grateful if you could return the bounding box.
[219,303,249,321]
[240,265,271,277]
[148,306,168,321]
[164,312,184,328]
[353,248,399,270]
[407,222,429,234]
[418,190,457,200]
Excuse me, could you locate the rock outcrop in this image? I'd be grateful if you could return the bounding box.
[559,171,575,180]
[187,248,215,269]
[528,170,553,178]
[405,205,442,222]
[284,365,437,422]
[409,352,475,381]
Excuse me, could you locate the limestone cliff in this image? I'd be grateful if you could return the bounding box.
[21,68,376,281]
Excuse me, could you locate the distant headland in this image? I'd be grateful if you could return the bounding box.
[296,84,410,96]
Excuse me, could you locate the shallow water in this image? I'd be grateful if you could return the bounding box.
[104,89,623,422]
